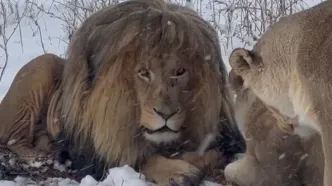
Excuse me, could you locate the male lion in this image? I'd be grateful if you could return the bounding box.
[224,71,324,186]
[229,0,332,185]
[0,0,245,184]
[54,0,245,182]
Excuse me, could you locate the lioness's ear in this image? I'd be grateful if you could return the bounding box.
[229,48,262,77]
[229,70,244,92]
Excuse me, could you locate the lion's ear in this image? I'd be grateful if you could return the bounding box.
[229,48,262,77]
[229,70,244,92]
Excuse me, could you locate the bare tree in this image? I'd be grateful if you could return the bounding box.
[0,0,26,81]
[28,0,121,42]
[0,0,316,82]
[210,0,309,55]
[24,2,48,53]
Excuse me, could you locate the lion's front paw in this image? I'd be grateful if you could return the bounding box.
[180,150,221,170]
[142,155,203,186]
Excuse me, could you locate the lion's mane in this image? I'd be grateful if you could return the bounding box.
[53,0,241,173]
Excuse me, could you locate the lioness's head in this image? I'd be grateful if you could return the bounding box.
[135,54,189,143]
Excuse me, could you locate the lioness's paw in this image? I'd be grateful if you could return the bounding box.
[142,155,203,186]
[224,155,266,186]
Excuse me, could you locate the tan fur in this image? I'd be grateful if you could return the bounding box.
[228,1,332,184]
[224,71,304,186]
[0,53,64,161]
[180,150,221,170]
[47,0,235,184]
[224,71,324,186]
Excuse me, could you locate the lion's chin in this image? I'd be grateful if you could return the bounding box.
[143,131,181,144]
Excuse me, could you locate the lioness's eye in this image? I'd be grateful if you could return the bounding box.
[175,68,187,76]
[138,68,151,81]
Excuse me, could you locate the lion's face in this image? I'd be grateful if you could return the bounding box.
[134,54,189,144]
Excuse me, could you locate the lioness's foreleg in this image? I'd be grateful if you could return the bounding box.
[291,72,332,186]
[315,117,332,186]
[224,154,268,186]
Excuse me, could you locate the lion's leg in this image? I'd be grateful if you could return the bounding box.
[316,120,332,186]
[141,155,202,186]
[289,70,332,186]
[34,134,52,153]
[180,150,221,170]
[4,111,47,162]
[301,133,324,186]
[300,109,332,186]
[8,142,46,161]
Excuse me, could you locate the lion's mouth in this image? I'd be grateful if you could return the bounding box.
[145,126,179,134]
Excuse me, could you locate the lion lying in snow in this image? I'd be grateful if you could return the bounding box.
[228,0,332,185]
[224,70,324,186]
[0,0,245,185]
[0,53,63,159]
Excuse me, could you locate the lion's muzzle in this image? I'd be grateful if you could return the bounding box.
[140,107,185,144]
[153,107,179,120]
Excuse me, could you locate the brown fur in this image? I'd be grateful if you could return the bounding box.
[0,0,240,184]
[0,53,64,161]
[48,0,236,184]
[228,1,332,184]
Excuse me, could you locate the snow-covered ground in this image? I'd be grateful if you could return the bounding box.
[0,165,222,186]
[0,0,322,185]
[0,166,154,186]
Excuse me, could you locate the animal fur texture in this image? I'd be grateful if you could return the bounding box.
[224,70,324,186]
[229,0,332,185]
[0,0,245,185]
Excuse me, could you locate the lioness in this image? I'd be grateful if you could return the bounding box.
[229,0,332,185]
[224,70,324,186]
[224,71,304,186]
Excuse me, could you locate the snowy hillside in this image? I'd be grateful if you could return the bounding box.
[0,0,322,185]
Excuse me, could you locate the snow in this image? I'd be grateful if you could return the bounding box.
[0,165,222,186]
[278,153,286,160]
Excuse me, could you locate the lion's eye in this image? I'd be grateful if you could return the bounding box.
[138,68,151,81]
[175,68,187,77]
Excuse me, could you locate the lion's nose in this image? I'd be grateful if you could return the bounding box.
[153,107,178,120]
